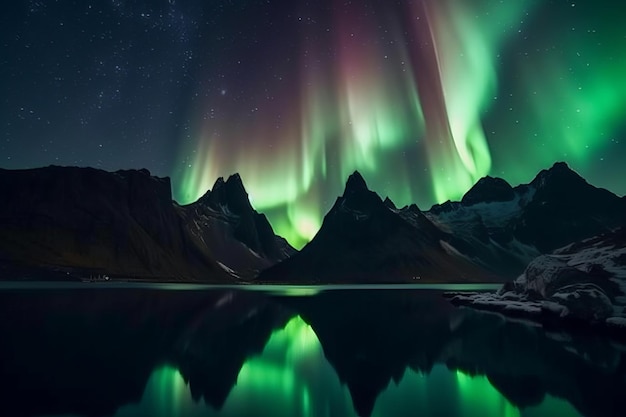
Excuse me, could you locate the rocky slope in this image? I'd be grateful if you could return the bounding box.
[0,166,292,281]
[181,174,295,278]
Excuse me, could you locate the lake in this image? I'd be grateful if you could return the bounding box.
[0,283,623,417]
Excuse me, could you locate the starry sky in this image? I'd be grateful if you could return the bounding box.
[2,0,626,248]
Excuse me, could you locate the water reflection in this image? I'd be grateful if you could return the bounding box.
[0,286,623,417]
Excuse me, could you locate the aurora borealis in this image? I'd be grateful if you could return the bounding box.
[2,1,626,248]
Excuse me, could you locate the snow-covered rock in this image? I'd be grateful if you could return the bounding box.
[447,228,626,330]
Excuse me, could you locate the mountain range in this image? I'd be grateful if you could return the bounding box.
[1,162,624,282]
[0,166,293,281]
[260,171,493,283]
[261,162,626,282]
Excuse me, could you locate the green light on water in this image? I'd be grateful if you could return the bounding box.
[113,365,193,417]
[219,315,334,417]
[455,370,520,417]
[110,317,584,417]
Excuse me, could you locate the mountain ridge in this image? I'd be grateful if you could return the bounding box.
[1,162,624,283]
[258,170,494,283]
[259,162,626,283]
[0,165,293,281]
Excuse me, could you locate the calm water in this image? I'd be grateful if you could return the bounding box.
[0,283,623,417]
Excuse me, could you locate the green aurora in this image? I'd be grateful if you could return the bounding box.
[173,1,626,248]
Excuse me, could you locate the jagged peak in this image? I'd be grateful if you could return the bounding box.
[223,173,248,197]
[333,170,387,214]
[225,172,244,186]
[383,196,397,210]
[199,173,253,214]
[344,171,369,195]
[407,203,422,212]
[212,176,225,189]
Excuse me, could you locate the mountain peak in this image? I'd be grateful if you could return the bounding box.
[383,196,397,210]
[544,161,576,177]
[461,175,514,205]
[333,170,388,216]
[531,161,586,190]
[212,176,225,189]
[543,161,578,180]
[199,173,253,214]
[551,161,570,171]
[344,171,369,195]
[225,172,244,187]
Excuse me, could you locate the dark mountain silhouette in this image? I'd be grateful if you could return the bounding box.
[461,176,515,205]
[259,171,492,283]
[426,162,626,277]
[181,174,295,278]
[515,162,626,252]
[0,166,293,281]
[383,196,397,210]
[260,162,626,282]
[2,162,623,283]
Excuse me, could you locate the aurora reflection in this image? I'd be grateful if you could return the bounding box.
[111,316,582,417]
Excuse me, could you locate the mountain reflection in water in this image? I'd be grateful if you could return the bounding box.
[0,285,623,417]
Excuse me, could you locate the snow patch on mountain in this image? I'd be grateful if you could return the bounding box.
[439,240,467,259]
[217,261,239,278]
[428,186,536,232]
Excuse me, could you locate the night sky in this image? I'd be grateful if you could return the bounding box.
[2,0,626,248]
